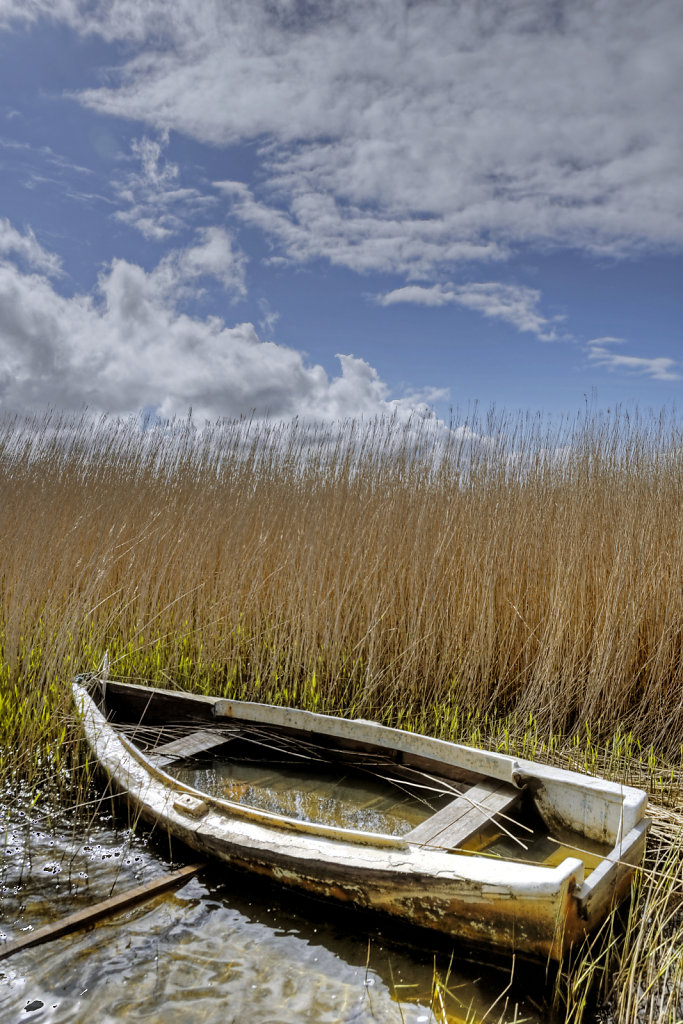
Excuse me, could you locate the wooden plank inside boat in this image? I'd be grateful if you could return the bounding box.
[149,730,232,768]
[405,779,520,849]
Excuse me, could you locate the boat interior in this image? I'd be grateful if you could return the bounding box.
[95,680,612,876]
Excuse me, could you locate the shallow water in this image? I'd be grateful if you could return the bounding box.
[1,792,544,1024]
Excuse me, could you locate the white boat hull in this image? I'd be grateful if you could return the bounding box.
[74,679,649,960]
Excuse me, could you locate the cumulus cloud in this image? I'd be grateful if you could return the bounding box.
[37,0,683,278]
[0,229,446,420]
[586,338,680,381]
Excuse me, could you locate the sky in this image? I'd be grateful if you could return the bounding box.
[0,0,681,424]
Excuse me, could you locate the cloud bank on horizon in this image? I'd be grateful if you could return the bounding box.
[0,218,446,421]
[0,0,681,420]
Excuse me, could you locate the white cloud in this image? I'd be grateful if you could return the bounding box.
[213,179,505,278]
[130,133,177,189]
[2,1,680,393]
[450,283,561,341]
[0,135,93,177]
[114,132,217,240]
[0,240,447,421]
[0,0,166,39]
[44,0,683,277]
[376,280,561,340]
[257,299,279,339]
[376,285,457,307]
[154,227,247,299]
[586,338,680,381]
[0,218,62,276]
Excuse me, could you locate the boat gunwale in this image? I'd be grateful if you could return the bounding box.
[99,678,648,810]
[96,678,525,787]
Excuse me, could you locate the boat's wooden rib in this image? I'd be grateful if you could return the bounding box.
[149,729,233,768]
[405,779,521,849]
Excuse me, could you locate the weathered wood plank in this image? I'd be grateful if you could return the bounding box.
[0,863,205,962]
[104,680,520,785]
[405,779,520,849]
[149,729,232,768]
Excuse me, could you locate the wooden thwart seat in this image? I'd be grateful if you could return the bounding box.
[150,730,232,768]
[405,779,520,850]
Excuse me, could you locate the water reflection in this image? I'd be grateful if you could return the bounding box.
[169,756,448,836]
[1,796,543,1023]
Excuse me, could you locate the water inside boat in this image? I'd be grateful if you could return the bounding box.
[169,755,452,835]
[128,720,612,877]
[459,815,611,875]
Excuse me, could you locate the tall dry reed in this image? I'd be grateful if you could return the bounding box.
[2,407,681,756]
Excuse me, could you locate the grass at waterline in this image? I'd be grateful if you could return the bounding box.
[1,408,682,1022]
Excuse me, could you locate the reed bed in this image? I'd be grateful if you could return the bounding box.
[0,407,681,1023]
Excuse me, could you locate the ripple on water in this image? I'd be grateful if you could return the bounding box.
[0,796,543,1023]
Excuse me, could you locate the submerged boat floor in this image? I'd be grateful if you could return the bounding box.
[174,756,442,835]
[123,720,610,876]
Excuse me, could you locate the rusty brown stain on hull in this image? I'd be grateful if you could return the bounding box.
[123,793,594,961]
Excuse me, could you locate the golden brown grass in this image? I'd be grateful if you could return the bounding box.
[0,407,681,1022]
[2,407,681,749]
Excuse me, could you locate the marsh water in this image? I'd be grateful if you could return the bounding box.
[0,780,550,1024]
[170,755,451,835]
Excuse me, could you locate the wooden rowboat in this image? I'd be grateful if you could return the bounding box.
[73,676,650,961]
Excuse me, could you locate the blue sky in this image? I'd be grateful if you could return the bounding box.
[0,0,681,424]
